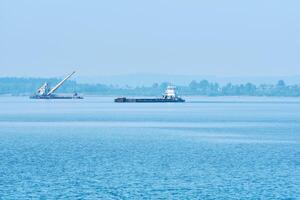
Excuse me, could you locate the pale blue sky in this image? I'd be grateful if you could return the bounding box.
[1,0,299,77]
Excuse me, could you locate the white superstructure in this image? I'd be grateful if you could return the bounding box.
[164,86,178,99]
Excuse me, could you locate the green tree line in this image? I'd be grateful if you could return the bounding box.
[0,77,299,96]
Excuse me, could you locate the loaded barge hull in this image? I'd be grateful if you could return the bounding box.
[115,97,185,103]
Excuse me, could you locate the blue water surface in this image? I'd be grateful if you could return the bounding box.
[0,96,299,199]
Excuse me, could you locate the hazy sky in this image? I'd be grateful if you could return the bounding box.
[1,0,299,77]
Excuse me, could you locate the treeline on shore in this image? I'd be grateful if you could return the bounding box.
[0,77,300,96]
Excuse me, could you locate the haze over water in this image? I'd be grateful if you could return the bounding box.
[0,96,299,199]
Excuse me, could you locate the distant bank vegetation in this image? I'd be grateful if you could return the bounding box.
[0,78,299,97]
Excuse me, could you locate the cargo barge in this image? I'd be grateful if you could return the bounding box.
[115,86,185,103]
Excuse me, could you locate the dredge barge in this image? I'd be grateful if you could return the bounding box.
[30,71,83,99]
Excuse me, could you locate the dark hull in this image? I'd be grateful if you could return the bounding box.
[115,97,185,103]
[30,95,83,99]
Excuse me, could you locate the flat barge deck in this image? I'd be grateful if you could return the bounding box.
[115,97,185,103]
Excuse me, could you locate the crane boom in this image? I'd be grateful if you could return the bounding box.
[47,71,75,95]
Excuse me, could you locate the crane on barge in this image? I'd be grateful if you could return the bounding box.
[30,71,83,99]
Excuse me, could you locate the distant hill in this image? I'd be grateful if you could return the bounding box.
[76,74,300,86]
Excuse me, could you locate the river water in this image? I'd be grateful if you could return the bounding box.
[0,96,299,199]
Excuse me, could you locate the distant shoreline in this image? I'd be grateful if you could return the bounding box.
[0,77,299,97]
